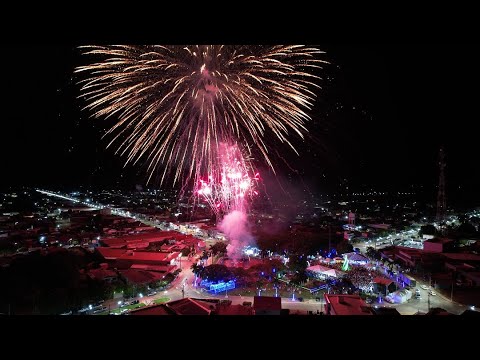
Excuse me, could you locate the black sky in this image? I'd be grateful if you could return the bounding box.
[1,43,479,206]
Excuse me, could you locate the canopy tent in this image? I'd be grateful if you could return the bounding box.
[344,252,370,265]
[386,289,412,304]
[307,265,345,279]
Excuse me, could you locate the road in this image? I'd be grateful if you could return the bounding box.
[389,282,469,315]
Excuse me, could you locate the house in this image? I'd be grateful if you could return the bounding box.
[129,297,253,315]
[118,269,166,285]
[95,247,181,268]
[253,296,281,315]
[87,264,118,283]
[369,307,401,315]
[423,238,455,253]
[323,294,372,315]
[130,298,215,315]
[215,303,254,315]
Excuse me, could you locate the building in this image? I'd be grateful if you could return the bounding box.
[323,294,372,315]
[100,231,184,249]
[369,307,401,315]
[373,277,397,296]
[130,298,216,315]
[87,264,118,283]
[215,303,254,315]
[119,269,168,285]
[253,296,282,315]
[129,297,254,316]
[423,238,455,253]
[95,247,181,268]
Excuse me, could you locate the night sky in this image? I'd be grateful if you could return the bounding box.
[1,43,479,206]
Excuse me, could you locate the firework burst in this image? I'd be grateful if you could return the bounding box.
[196,142,260,216]
[75,45,325,186]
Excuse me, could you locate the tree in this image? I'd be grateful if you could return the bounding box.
[336,241,353,255]
[210,242,228,257]
[290,272,308,285]
[122,283,137,298]
[190,263,204,277]
[230,267,250,287]
[366,246,381,260]
[456,222,477,237]
[201,264,232,282]
[420,224,437,237]
[287,253,308,286]
[200,250,210,261]
[287,254,308,274]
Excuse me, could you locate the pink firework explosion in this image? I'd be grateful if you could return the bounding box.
[196,142,260,215]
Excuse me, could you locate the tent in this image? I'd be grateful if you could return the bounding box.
[387,289,412,304]
[307,265,345,279]
[344,252,370,265]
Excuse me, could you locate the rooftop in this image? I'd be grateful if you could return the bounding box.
[253,296,282,312]
[96,247,180,262]
[87,268,117,280]
[324,294,372,315]
[425,237,454,244]
[102,231,184,246]
[119,269,166,284]
[369,307,401,315]
[130,264,176,273]
[166,298,214,315]
[215,304,254,315]
[374,277,395,286]
[128,304,174,315]
[443,253,480,262]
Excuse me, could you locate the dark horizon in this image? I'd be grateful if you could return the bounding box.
[2,43,479,207]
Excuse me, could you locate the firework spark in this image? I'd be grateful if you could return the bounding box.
[196,142,260,215]
[75,45,325,185]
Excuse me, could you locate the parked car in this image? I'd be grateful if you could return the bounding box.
[429,290,436,296]
[420,285,429,290]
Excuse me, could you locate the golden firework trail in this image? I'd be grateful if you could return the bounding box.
[76,45,325,185]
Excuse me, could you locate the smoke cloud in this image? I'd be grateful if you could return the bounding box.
[218,210,254,258]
